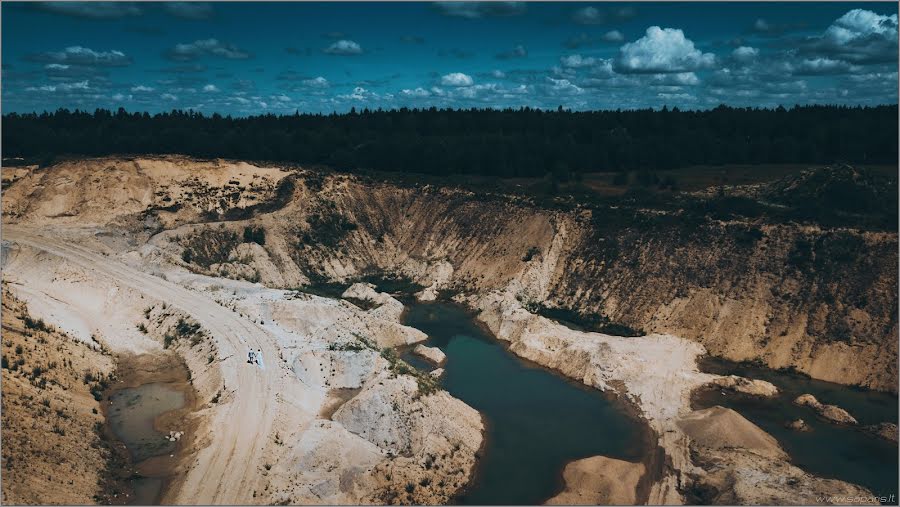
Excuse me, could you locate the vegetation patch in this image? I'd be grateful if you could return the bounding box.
[243,225,266,245]
[528,304,644,337]
[380,347,440,397]
[180,226,241,269]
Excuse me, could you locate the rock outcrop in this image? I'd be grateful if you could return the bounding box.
[794,394,858,425]
[413,345,446,366]
[786,419,812,432]
[863,422,898,443]
[710,375,779,397]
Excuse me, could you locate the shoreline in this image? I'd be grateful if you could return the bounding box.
[101,352,199,505]
[401,297,659,505]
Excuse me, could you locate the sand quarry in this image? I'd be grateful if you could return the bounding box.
[0,156,884,505]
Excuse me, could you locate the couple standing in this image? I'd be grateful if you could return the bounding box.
[248,348,262,366]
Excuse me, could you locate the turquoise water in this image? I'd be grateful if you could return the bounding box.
[695,357,898,501]
[401,301,645,505]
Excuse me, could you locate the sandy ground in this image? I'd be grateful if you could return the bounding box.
[2,225,482,504]
[545,456,645,505]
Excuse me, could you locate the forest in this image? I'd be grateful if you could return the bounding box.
[2,104,897,177]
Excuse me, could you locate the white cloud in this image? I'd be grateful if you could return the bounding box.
[657,92,696,102]
[26,80,90,92]
[400,87,431,98]
[560,54,597,69]
[652,72,700,86]
[803,9,898,64]
[615,26,715,73]
[491,69,506,78]
[168,39,250,61]
[302,76,330,88]
[546,77,583,95]
[824,9,897,45]
[111,93,132,101]
[732,46,759,63]
[602,30,624,42]
[793,58,858,75]
[161,93,178,101]
[441,72,474,86]
[28,46,130,66]
[131,85,154,92]
[323,40,362,56]
[203,84,220,92]
[338,86,376,101]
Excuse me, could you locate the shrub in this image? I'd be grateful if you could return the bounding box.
[243,226,266,246]
[23,316,52,332]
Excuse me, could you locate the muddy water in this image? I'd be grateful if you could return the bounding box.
[108,383,185,462]
[105,354,193,505]
[401,301,645,505]
[108,382,185,504]
[694,357,898,501]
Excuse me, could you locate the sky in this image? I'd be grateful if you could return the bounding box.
[2,1,898,115]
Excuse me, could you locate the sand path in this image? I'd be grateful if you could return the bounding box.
[4,225,282,504]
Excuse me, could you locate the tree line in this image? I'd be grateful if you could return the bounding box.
[3,104,896,177]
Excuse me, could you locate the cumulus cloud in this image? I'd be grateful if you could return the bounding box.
[731,46,759,63]
[33,2,142,19]
[441,72,474,86]
[131,85,154,92]
[800,9,898,64]
[323,40,363,56]
[161,93,178,101]
[491,69,506,79]
[167,39,251,61]
[496,44,527,60]
[432,2,525,19]
[27,46,131,67]
[202,84,220,92]
[164,2,214,20]
[614,27,715,73]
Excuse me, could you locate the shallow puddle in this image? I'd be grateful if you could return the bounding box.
[107,381,186,504]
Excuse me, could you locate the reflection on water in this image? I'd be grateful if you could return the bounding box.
[402,301,645,505]
[695,357,898,501]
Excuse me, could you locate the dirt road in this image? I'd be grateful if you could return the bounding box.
[4,226,282,504]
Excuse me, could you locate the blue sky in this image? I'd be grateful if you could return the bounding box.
[2,1,897,115]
